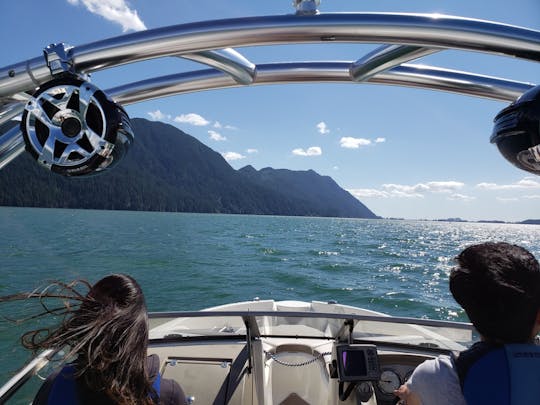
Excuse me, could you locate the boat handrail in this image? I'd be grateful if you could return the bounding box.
[0,348,54,403]
[148,309,474,331]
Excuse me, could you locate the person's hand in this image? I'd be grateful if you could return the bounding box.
[394,384,422,405]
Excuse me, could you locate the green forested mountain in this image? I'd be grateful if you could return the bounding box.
[0,118,378,218]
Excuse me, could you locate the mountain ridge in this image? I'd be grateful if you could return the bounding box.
[0,118,378,219]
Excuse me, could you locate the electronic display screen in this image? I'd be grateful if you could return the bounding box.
[335,344,379,382]
[342,350,367,376]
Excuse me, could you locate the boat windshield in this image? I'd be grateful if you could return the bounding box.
[149,311,474,351]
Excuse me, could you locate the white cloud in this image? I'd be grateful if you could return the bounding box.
[340,137,371,149]
[222,152,246,161]
[476,177,540,190]
[348,188,391,198]
[496,197,520,202]
[382,181,464,195]
[317,122,330,134]
[212,121,236,130]
[333,166,339,170]
[384,188,425,198]
[292,146,322,156]
[147,110,170,121]
[448,193,476,202]
[174,113,210,126]
[246,149,258,154]
[524,195,540,199]
[350,180,465,199]
[476,182,498,190]
[67,0,146,32]
[425,181,465,193]
[351,187,425,199]
[375,137,386,143]
[208,130,227,141]
[382,184,427,196]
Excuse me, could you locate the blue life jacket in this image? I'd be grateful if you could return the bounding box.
[47,364,162,404]
[457,343,540,405]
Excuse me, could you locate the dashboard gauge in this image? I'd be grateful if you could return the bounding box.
[377,369,401,395]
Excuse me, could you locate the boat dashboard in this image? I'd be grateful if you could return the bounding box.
[147,336,447,405]
[142,301,472,404]
[0,301,473,404]
[373,350,436,405]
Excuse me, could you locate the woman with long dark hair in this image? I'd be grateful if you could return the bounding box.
[3,274,185,404]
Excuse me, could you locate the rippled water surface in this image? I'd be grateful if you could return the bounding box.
[1,207,540,401]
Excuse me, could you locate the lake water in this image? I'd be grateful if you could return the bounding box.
[1,207,540,402]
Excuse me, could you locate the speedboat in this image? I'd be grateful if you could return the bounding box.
[1,298,474,404]
[0,0,538,403]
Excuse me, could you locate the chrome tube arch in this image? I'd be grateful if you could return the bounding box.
[350,45,439,82]
[179,48,256,85]
[0,126,25,170]
[0,12,539,170]
[108,62,534,106]
[43,13,540,70]
[1,13,539,98]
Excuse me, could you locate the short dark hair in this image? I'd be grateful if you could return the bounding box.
[450,242,540,343]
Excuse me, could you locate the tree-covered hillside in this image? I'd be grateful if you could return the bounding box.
[0,118,378,218]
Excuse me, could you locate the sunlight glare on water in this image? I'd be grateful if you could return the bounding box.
[1,207,540,399]
[2,208,539,319]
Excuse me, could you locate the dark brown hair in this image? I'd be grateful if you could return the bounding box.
[450,242,540,343]
[3,274,155,405]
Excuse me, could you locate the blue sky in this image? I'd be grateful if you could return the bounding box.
[1,0,540,221]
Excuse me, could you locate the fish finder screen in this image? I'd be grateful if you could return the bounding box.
[336,344,379,382]
[342,350,367,376]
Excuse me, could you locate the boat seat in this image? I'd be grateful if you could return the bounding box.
[264,344,330,405]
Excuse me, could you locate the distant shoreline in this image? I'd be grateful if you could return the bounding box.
[385,217,540,225]
[0,205,538,225]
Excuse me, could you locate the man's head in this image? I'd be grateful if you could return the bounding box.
[450,242,540,343]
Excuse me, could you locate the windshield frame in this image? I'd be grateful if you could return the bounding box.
[148,310,475,350]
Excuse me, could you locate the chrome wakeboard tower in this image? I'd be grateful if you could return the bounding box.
[0,0,539,175]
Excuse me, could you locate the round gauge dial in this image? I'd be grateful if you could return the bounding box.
[377,369,401,395]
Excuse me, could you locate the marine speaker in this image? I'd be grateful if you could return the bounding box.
[491,85,540,175]
[21,77,134,176]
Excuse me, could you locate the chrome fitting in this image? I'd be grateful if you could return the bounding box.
[43,43,74,76]
[293,0,320,15]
